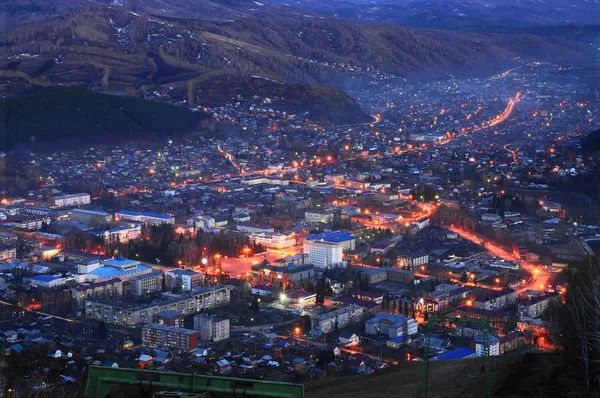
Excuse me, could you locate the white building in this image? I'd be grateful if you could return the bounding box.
[130,272,163,296]
[481,213,502,223]
[304,210,334,224]
[188,215,216,230]
[365,314,418,339]
[306,231,356,251]
[115,210,175,225]
[474,335,500,357]
[310,305,365,334]
[165,269,203,291]
[51,193,91,208]
[94,224,141,244]
[303,240,343,269]
[249,232,296,249]
[71,208,112,226]
[194,315,230,342]
[23,275,68,288]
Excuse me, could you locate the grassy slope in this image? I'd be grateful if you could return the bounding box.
[307,353,593,398]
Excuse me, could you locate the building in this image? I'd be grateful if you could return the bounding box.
[474,288,516,311]
[142,324,198,351]
[304,210,334,224]
[397,251,429,268]
[0,244,17,263]
[130,272,163,296]
[252,263,315,286]
[7,215,50,230]
[236,224,274,234]
[85,286,230,327]
[115,210,175,226]
[71,208,112,226]
[365,313,418,339]
[481,213,502,223]
[72,279,123,308]
[249,232,296,249]
[194,315,230,342]
[153,310,185,328]
[303,239,343,269]
[93,224,142,244]
[23,275,67,288]
[518,293,558,318]
[85,257,153,283]
[310,304,365,334]
[434,347,476,360]
[358,267,415,285]
[306,231,355,251]
[165,269,203,291]
[51,193,90,208]
[472,335,500,357]
[0,232,18,247]
[285,290,317,307]
[188,215,215,230]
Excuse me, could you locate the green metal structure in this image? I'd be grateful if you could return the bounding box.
[86,366,304,398]
[419,315,517,398]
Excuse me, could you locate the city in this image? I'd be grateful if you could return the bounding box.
[0,1,599,397]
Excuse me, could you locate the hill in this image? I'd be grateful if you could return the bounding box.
[0,85,210,151]
[307,353,593,398]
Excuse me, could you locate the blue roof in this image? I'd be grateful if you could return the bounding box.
[30,275,62,282]
[389,335,407,343]
[436,348,474,360]
[88,263,151,279]
[142,212,173,219]
[308,231,355,243]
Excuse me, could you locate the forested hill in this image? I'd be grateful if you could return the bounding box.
[0,86,210,151]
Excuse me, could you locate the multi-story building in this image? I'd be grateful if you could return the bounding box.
[0,232,18,247]
[473,335,500,357]
[236,224,274,234]
[165,269,203,291]
[306,231,355,251]
[358,267,415,285]
[0,244,17,263]
[518,293,558,318]
[85,286,230,327]
[310,304,365,334]
[115,210,175,226]
[7,215,50,230]
[188,215,216,230]
[130,271,163,296]
[303,239,343,268]
[304,209,334,224]
[51,193,91,208]
[71,209,112,226]
[365,313,418,339]
[142,324,198,350]
[153,310,185,328]
[93,224,142,244]
[72,279,123,308]
[474,288,516,311]
[194,315,230,342]
[249,232,296,249]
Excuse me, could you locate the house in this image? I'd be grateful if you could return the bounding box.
[103,360,119,368]
[154,350,172,364]
[397,251,428,268]
[215,359,232,375]
[49,348,62,358]
[4,330,18,343]
[338,331,360,346]
[251,284,278,297]
[138,354,154,369]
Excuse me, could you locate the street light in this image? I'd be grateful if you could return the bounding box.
[201,258,208,266]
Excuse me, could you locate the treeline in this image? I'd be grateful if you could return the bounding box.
[0,86,209,151]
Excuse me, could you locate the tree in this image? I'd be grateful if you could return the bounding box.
[250,296,260,312]
[460,270,469,283]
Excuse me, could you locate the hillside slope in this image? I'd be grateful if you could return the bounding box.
[0,86,210,151]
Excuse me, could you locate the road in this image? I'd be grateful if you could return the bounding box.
[0,299,78,323]
[221,246,304,277]
[488,66,524,81]
[447,226,551,293]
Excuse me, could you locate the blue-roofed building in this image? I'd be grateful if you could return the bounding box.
[434,347,475,360]
[23,274,68,288]
[306,231,356,251]
[115,210,175,226]
[85,257,153,283]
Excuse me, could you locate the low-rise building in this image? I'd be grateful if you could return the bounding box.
[0,244,17,263]
[23,275,67,288]
[249,232,296,249]
[365,313,418,339]
[304,209,334,224]
[71,208,112,226]
[397,251,429,268]
[93,224,142,244]
[474,288,516,311]
[518,293,558,318]
[85,257,153,283]
[115,210,175,225]
[285,290,317,307]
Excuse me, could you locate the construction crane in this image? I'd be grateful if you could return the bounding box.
[419,314,519,398]
[86,366,304,398]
